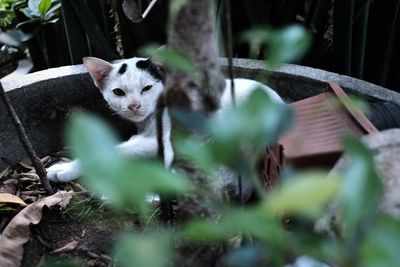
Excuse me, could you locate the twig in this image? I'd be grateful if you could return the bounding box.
[224,0,243,203]
[142,0,158,19]
[224,0,235,107]
[156,94,165,163]
[156,94,174,224]
[0,81,54,195]
[108,0,124,57]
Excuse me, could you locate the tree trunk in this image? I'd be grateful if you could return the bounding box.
[164,0,225,114]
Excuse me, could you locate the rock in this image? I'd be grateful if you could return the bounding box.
[315,129,400,235]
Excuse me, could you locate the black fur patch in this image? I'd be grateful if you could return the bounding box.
[136,59,164,81]
[118,63,128,75]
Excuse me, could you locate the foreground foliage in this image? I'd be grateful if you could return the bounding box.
[35,24,400,267]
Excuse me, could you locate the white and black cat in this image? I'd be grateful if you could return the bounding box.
[47,56,283,183]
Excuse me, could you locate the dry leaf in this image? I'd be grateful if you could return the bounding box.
[0,191,73,267]
[18,159,34,171]
[0,179,18,195]
[0,193,26,206]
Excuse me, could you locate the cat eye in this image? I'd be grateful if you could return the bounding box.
[112,88,126,96]
[141,85,152,94]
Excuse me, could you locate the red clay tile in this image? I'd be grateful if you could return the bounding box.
[278,82,378,168]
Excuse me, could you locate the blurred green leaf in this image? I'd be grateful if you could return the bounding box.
[114,232,173,267]
[0,167,9,180]
[262,172,341,216]
[169,108,209,135]
[41,261,81,267]
[68,113,123,171]
[339,136,383,239]
[209,88,293,163]
[140,44,197,74]
[38,0,51,17]
[174,134,218,174]
[174,88,292,181]
[182,207,285,245]
[68,112,191,214]
[242,25,311,64]
[361,217,400,267]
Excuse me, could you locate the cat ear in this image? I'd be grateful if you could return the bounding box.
[136,58,164,81]
[83,57,113,89]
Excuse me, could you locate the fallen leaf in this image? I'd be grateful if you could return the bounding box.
[19,173,39,180]
[52,240,79,254]
[18,159,34,171]
[20,195,37,203]
[0,193,26,206]
[40,156,51,165]
[0,204,18,212]
[87,251,100,259]
[0,191,73,267]
[0,178,18,195]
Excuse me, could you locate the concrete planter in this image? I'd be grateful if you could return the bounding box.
[1,58,400,170]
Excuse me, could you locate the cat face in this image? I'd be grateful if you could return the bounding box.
[83,57,164,123]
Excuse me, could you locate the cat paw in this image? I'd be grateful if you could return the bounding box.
[47,161,81,182]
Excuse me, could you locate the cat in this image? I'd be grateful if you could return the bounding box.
[47,56,284,183]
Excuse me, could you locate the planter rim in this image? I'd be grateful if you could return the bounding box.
[2,58,400,105]
[220,58,400,105]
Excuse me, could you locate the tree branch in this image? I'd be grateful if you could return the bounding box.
[0,81,54,195]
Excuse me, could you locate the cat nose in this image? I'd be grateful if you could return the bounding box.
[128,103,141,112]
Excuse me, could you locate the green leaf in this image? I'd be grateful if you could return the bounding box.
[174,133,218,174]
[0,167,10,180]
[182,208,285,245]
[339,136,383,239]
[140,44,197,74]
[114,232,173,267]
[242,25,311,64]
[68,112,191,214]
[38,0,51,17]
[174,88,292,187]
[263,172,341,216]
[209,88,293,163]
[169,108,209,135]
[43,2,61,20]
[361,217,400,267]
[68,113,122,172]
[41,261,81,267]
[271,25,311,63]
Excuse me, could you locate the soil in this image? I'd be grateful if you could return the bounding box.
[21,202,138,267]
[0,154,227,267]
[0,154,141,267]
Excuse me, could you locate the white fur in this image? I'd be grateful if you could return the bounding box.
[47,57,283,182]
[101,58,164,123]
